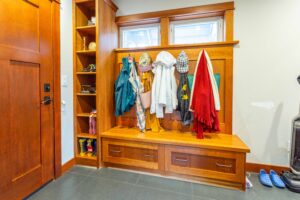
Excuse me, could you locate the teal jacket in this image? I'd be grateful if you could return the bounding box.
[114,57,136,116]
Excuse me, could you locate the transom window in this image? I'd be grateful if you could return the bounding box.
[120,24,160,48]
[170,17,224,45]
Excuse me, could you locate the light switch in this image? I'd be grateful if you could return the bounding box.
[61,100,66,112]
[62,75,68,87]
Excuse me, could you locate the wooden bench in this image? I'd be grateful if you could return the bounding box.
[101,127,250,190]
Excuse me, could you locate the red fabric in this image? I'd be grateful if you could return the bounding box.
[190,52,220,139]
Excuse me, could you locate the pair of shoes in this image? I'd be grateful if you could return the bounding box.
[259,169,285,188]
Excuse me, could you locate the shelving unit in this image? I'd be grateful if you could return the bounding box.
[73,0,118,167]
[73,0,97,165]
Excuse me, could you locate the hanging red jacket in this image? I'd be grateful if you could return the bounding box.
[190,51,220,139]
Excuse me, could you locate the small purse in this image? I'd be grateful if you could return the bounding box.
[140,91,151,109]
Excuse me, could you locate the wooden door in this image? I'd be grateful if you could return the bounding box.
[0,0,55,199]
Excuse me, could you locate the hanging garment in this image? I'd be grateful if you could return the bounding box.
[151,51,177,118]
[189,50,220,139]
[139,53,163,132]
[128,57,146,132]
[190,50,220,111]
[176,51,192,126]
[114,57,136,116]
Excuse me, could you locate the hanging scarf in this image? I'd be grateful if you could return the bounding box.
[128,57,146,132]
[114,57,136,116]
[189,50,220,139]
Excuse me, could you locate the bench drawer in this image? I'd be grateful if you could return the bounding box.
[102,138,159,170]
[165,145,245,183]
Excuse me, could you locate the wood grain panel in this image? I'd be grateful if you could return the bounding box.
[102,138,159,169]
[115,46,234,134]
[0,0,39,51]
[165,145,245,184]
[0,60,11,190]
[10,61,41,180]
[0,0,57,198]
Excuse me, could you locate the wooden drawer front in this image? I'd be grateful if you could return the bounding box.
[171,152,236,174]
[102,139,159,170]
[165,146,245,183]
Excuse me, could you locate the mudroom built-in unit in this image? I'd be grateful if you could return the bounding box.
[73,0,250,190]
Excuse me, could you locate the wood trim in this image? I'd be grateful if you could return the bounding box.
[115,41,239,52]
[246,163,289,174]
[61,158,75,175]
[116,2,234,26]
[160,17,170,46]
[104,0,118,12]
[52,0,62,179]
[224,10,234,41]
[169,11,224,22]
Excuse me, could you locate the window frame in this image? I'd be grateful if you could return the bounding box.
[119,23,161,48]
[169,17,224,45]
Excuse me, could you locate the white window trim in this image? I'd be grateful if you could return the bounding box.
[120,23,161,48]
[169,17,224,45]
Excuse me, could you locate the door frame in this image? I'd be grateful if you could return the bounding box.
[52,0,62,179]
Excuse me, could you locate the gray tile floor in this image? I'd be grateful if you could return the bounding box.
[25,166,299,200]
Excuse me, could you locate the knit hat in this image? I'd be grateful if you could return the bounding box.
[176,51,189,73]
[138,53,152,72]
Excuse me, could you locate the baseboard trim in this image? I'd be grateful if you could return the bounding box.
[61,158,75,175]
[246,162,289,174]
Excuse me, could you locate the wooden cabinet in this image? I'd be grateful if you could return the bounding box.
[101,127,250,190]
[165,145,245,185]
[102,139,159,170]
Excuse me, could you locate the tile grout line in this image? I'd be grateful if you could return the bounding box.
[68,169,236,200]
[134,174,141,185]
[85,172,194,198]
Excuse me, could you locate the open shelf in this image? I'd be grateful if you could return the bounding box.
[77,93,96,96]
[76,154,97,160]
[77,133,97,139]
[77,113,96,117]
[76,72,97,75]
[76,50,96,55]
[76,25,96,36]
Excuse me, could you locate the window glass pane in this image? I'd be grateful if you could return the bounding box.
[171,18,223,44]
[121,25,160,48]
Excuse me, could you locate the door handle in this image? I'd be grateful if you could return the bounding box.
[41,96,52,105]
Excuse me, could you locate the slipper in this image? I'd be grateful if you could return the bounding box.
[270,170,285,188]
[259,169,273,187]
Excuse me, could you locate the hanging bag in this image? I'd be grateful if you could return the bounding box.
[140,91,151,109]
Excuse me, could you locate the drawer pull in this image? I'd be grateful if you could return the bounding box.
[109,149,121,153]
[175,158,188,162]
[144,154,153,158]
[216,162,232,168]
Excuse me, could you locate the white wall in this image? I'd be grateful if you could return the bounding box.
[112,0,300,166]
[60,0,74,165]
[233,0,300,166]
